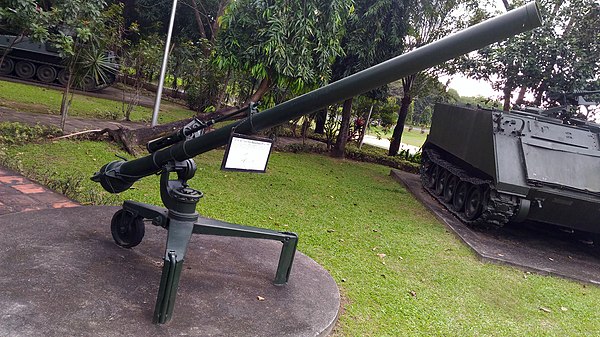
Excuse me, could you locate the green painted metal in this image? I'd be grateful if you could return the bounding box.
[423,102,600,235]
[115,160,299,324]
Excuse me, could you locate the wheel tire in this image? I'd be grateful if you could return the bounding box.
[452,181,469,212]
[422,160,436,189]
[443,174,459,203]
[111,209,145,248]
[591,233,600,257]
[81,75,96,91]
[57,69,69,86]
[36,65,57,83]
[434,167,447,196]
[0,57,14,75]
[15,61,36,79]
[464,185,484,221]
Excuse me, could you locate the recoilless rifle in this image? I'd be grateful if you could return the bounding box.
[92,2,543,324]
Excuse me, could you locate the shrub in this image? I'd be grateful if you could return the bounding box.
[0,122,62,144]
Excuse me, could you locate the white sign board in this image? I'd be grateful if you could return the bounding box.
[221,134,274,172]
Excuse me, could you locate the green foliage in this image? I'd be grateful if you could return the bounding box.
[408,75,462,126]
[122,35,163,80]
[215,0,353,93]
[173,39,224,111]
[344,143,421,170]
[0,122,62,144]
[460,0,600,109]
[0,0,49,39]
[370,97,400,127]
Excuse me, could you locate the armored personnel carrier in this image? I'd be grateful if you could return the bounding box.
[420,100,600,247]
[0,35,116,91]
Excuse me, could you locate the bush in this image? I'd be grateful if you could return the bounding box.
[0,122,62,144]
[277,137,420,174]
[344,144,420,174]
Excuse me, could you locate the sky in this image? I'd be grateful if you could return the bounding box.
[440,75,499,98]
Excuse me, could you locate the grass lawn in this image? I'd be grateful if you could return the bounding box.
[368,125,429,147]
[0,79,195,124]
[1,139,599,336]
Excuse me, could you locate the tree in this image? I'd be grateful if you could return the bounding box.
[0,0,49,64]
[43,0,116,130]
[214,0,352,112]
[460,0,600,112]
[0,1,117,130]
[387,0,484,156]
[405,75,460,127]
[330,0,410,158]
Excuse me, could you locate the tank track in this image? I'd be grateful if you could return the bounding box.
[421,148,519,229]
[0,55,114,91]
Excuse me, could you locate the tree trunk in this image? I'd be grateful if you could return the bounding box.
[332,98,353,158]
[215,69,231,111]
[247,77,271,104]
[188,0,207,39]
[210,0,230,41]
[502,85,512,111]
[358,104,374,149]
[388,95,411,156]
[314,108,327,134]
[501,0,511,10]
[515,87,527,106]
[59,67,75,131]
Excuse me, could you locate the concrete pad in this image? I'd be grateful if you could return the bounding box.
[10,183,46,194]
[390,169,600,286]
[0,206,340,336]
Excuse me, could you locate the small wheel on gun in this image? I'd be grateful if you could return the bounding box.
[111,209,145,248]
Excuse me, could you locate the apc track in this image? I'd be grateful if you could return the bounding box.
[420,147,522,229]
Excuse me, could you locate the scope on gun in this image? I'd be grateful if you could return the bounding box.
[146,103,260,153]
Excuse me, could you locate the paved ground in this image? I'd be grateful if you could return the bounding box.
[0,166,79,215]
[0,206,340,336]
[390,169,600,286]
[0,107,145,134]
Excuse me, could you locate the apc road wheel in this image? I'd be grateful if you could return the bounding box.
[591,233,600,257]
[452,181,469,212]
[36,65,57,83]
[443,174,459,203]
[57,69,69,86]
[434,167,448,196]
[111,209,145,248]
[15,61,36,79]
[81,75,95,91]
[464,185,485,221]
[0,57,14,75]
[421,158,437,189]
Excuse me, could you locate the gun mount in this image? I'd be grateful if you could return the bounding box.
[92,2,543,324]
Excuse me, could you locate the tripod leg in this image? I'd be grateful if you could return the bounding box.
[274,233,298,285]
[193,219,298,285]
[153,217,195,324]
